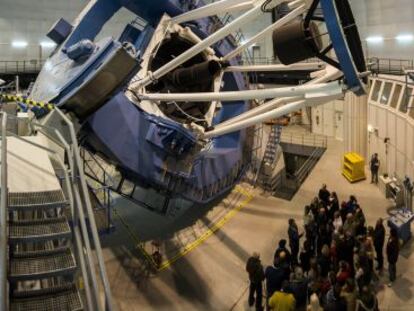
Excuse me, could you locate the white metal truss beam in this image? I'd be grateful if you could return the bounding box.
[222,3,307,61]
[134,0,289,89]
[170,0,254,24]
[225,63,325,72]
[210,65,343,133]
[203,93,342,138]
[140,81,343,102]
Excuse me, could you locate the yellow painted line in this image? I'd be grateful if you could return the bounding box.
[112,208,158,270]
[158,186,254,271]
[111,185,255,272]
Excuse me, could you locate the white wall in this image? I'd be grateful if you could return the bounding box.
[350,0,414,59]
[368,76,414,180]
[311,100,344,140]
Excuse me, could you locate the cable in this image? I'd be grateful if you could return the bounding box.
[261,0,274,13]
[167,100,208,123]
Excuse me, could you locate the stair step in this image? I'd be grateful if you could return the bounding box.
[12,245,71,258]
[10,285,83,311]
[9,217,71,243]
[9,250,77,281]
[12,282,76,298]
[8,190,68,211]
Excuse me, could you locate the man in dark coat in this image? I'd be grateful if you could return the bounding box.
[274,239,291,266]
[246,252,265,310]
[386,228,400,286]
[288,219,303,264]
[318,184,331,206]
[370,153,380,184]
[374,218,386,271]
[265,257,286,307]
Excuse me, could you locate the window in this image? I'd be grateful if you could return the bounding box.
[400,87,413,114]
[371,80,382,102]
[380,82,392,105]
[390,84,402,108]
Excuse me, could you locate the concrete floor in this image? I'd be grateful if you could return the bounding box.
[100,136,414,311]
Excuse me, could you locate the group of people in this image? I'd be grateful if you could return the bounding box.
[246,184,401,311]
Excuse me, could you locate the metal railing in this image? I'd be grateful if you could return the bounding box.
[280,132,328,149]
[0,60,45,74]
[0,113,8,310]
[368,57,414,76]
[0,108,114,310]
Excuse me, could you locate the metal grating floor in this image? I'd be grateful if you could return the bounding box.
[8,190,67,208]
[9,217,71,241]
[9,251,76,280]
[10,287,83,311]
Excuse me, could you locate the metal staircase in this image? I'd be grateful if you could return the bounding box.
[0,110,114,311]
[257,124,283,191]
[7,191,80,310]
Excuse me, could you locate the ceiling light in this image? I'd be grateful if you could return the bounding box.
[11,41,28,48]
[396,34,414,42]
[40,41,57,48]
[366,36,384,43]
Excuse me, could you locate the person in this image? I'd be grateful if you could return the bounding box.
[386,228,400,286]
[274,239,291,266]
[343,213,356,237]
[324,283,347,311]
[299,240,312,273]
[288,267,308,309]
[373,218,385,271]
[333,211,343,233]
[341,279,357,311]
[246,252,265,310]
[328,191,339,220]
[318,244,332,278]
[354,208,366,236]
[307,293,323,311]
[288,219,303,264]
[268,281,296,311]
[370,153,380,184]
[319,184,331,206]
[357,285,378,311]
[336,261,351,284]
[265,257,286,306]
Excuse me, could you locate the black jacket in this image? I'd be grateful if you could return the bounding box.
[374,224,385,250]
[246,257,265,284]
[386,236,399,264]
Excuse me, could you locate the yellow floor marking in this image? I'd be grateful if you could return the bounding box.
[158,186,254,271]
[112,185,255,272]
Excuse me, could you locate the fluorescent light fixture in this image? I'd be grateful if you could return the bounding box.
[40,41,57,48]
[11,41,28,48]
[396,34,414,42]
[366,36,384,43]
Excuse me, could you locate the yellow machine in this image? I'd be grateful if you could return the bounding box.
[342,152,366,183]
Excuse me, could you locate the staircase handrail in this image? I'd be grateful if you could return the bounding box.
[0,110,114,310]
[0,112,8,311]
[54,108,114,311]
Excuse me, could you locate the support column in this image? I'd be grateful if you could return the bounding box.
[343,92,368,158]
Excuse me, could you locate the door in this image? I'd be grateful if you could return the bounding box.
[335,111,344,141]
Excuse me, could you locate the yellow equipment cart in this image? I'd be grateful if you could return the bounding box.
[342,152,366,183]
